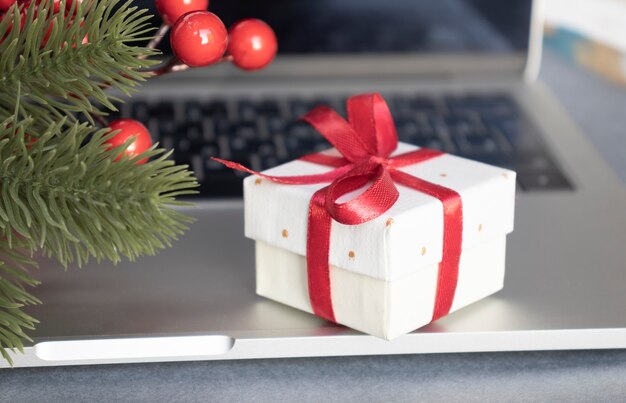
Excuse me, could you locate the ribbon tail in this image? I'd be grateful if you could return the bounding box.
[299,152,349,167]
[307,188,336,322]
[212,157,353,185]
[390,169,464,322]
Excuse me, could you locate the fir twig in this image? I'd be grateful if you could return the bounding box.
[0,236,40,366]
[0,0,199,363]
[0,118,198,267]
[0,0,159,130]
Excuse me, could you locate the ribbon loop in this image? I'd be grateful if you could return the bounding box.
[347,93,398,158]
[301,106,371,163]
[325,163,399,225]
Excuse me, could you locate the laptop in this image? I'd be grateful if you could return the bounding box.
[5,0,626,367]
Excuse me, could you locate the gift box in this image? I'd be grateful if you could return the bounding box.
[218,93,516,340]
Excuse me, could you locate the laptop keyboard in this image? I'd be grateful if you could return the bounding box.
[111,93,573,197]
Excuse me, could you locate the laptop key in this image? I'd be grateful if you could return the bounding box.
[289,99,310,118]
[181,122,203,141]
[286,121,316,139]
[411,96,437,111]
[458,134,499,154]
[445,114,476,136]
[256,99,282,116]
[152,118,178,139]
[261,155,285,170]
[152,101,176,120]
[184,101,204,122]
[517,170,573,191]
[395,118,421,141]
[233,121,258,140]
[416,138,444,151]
[174,123,204,152]
[229,137,274,155]
[200,144,221,160]
[266,116,286,133]
[205,100,229,118]
[130,100,151,122]
[257,142,276,158]
[214,118,233,135]
[488,120,541,153]
[237,100,257,121]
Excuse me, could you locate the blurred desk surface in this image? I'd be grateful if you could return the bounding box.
[2,50,626,402]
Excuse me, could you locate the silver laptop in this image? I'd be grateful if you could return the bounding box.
[5,0,626,368]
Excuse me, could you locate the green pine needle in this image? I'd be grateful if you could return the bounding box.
[0,0,159,130]
[0,0,199,364]
[0,235,40,366]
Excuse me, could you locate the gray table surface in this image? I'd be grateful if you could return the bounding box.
[2,50,626,402]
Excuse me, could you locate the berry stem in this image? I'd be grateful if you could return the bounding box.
[150,55,234,78]
[138,24,170,60]
[151,57,190,77]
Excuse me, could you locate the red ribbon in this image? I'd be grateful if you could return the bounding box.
[214,93,463,324]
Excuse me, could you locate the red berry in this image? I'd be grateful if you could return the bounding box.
[227,19,277,71]
[170,11,227,67]
[156,0,208,26]
[41,20,54,48]
[24,133,38,149]
[70,21,88,47]
[0,0,16,10]
[0,8,25,43]
[105,119,152,164]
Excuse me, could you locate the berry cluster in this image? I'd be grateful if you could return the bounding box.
[2,0,277,164]
[104,0,277,163]
[157,0,277,71]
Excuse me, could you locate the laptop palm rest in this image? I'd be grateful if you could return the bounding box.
[7,193,626,367]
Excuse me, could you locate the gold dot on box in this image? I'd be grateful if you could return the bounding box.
[254,178,263,185]
[421,247,427,256]
[440,173,448,177]
[478,224,483,232]
[281,229,289,238]
[385,218,394,227]
[348,251,355,259]
[501,172,509,179]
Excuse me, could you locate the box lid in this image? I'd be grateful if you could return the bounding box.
[244,143,516,281]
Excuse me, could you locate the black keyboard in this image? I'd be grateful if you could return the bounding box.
[112,93,573,197]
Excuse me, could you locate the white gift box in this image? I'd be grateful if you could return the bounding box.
[245,143,516,340]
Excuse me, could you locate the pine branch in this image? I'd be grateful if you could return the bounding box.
[0,0,159,129]
[0,117,198,266]
[0,109,198,364]
[0,0,201,363]
[0,237,40,366]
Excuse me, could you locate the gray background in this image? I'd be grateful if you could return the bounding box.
[1,50,626,402]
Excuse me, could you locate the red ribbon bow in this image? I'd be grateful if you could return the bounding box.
[215,93,463,324]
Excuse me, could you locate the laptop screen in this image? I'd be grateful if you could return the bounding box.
[142,0,532,55]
